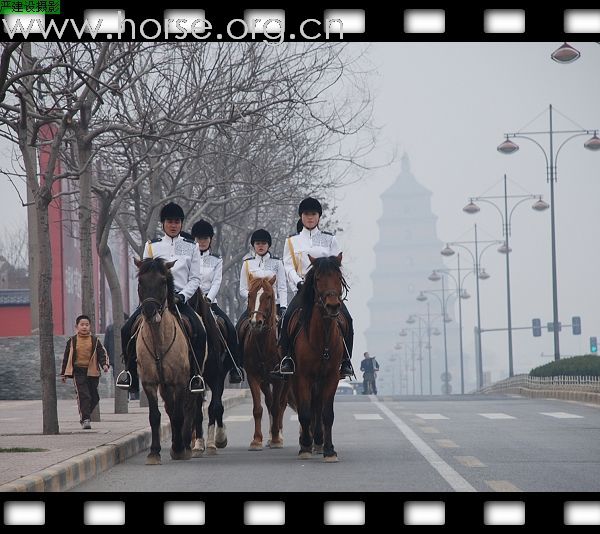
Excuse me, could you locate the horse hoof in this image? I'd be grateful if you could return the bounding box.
[312,445,323,455]
[215,438,228,449]
[323,454,339,463]
[192,449,204,458]
[205,446,217,456]
[146,453,161,465]
[248,441,263,451]
[215,427,227,448]
[298,451,312,460]
[268,440,284,449]
[183,448,192,460]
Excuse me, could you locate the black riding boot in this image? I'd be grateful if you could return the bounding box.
[339,303,355,378]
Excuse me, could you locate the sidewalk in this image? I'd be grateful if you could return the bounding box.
[0,389,250,492]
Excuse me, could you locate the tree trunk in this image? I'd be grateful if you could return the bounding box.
[77,113,96,329]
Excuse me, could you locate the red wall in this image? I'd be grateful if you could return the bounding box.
[0,306,32,336]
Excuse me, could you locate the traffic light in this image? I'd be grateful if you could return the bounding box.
[572,316,581,336]
[532,318,542,337]
[591,337,598,354]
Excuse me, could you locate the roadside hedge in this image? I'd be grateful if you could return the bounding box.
[530,355,600,377]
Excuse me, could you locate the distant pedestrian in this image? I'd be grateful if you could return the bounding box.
[360,351,379,394]
[60,315,110,430]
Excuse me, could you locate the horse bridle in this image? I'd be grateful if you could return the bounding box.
[316,289,342,319]
[141,297,166,321]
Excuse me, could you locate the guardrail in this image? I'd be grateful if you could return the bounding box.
[477,373,600,405]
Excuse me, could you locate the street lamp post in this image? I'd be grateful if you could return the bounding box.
[411,303,442,395]
[464,175,548,376]
[498,105,600,360]
[441,226,503,389]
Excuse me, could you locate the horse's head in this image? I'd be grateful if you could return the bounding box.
[134,257,176,323]
[307,253,346,319]
[247,274,276,332]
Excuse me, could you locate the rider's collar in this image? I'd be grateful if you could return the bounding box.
[162,233,180,243]
[253,251,271,259]
[300,226,320,238]
[200,248,211,256]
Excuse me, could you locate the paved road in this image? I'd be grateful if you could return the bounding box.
[72,394,600,492]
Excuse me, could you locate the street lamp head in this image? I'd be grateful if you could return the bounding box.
[532,197,550,211]
[416,291,428,302]
[432,328,441,336]
[460,289,471,299]
[463,201,480,215]
[498,242,512,254]
[399,329,408,337]
[441,244,456,256]
[497,137,519,154]
[428,270,441,282]
[551,42,581,64]
[406,315,416,324]
[584,132,600,151]
[444,314,452,323]
[478,268,490,280]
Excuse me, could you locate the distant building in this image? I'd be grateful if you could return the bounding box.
[364,154,460,395]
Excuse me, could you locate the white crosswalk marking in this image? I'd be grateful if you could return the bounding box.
[354,414,383,420]
[540,412,584,419]
[479,413,516,419]
[416,413,449,420]
[224,415,253,422]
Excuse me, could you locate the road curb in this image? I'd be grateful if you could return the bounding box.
[0,390,249,493]
[487,386,600,405]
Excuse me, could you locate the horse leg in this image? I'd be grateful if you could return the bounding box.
[268,382,284,448]
[205,392,219,456]
[181,391,195,461]
[295,379,313,459]
[213,378,227,449]
[322,389,338,462]
[192,393,205,457]
[260,381,274,447]
[248,376,264,451]
[311,388,324,456]
[145,385,162,465]
[169,387,187,460]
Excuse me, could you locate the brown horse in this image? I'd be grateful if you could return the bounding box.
[237,275,286,451]
[134,257,196,464]
[287,253,349,462]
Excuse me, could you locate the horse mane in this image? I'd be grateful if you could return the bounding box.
[300,256,349,326]
[137,257,175,309]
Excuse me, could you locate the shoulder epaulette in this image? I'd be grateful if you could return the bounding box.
[270,255,281,260]
[180,231,194,241]
[287,234,297,238]
[242,254,253,261]
[321,231,334,236]
[211,253,221,259]
[182,237,195,244]
[150,237,162,243]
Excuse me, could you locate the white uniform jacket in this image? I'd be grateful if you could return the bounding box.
[239,251,288,307]
[198,249,223,303]
[283,227,341,294]
[143,234,201,302]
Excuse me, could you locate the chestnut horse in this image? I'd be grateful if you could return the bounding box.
[134,257,197,464]
[287,253,349,462]
[237,275,286,451]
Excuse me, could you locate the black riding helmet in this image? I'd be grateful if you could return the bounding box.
[298,197,322,216]
[251,229,272,247]
[160,202,185,221]
[191,219,215,239]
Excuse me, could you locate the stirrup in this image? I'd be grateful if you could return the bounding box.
[115,370,132,390]
[189,374,205,393]
[279,356,295,375]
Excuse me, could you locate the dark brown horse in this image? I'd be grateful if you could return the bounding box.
[188,290,231,456]
[237,275,286,451]
[134,258,196,464]
[287,253,349,462]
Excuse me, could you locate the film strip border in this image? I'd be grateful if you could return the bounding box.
[0,6,599,41]
[2,494,600,528]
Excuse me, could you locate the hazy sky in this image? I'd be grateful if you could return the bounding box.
[1,42,599,389]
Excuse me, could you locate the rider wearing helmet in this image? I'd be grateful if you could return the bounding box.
[116,202,206,394]
[191,219,243,384]
[238,228,288,323]
[274,197,354,378]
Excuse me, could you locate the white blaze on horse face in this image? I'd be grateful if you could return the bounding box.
[251,287,264,326]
